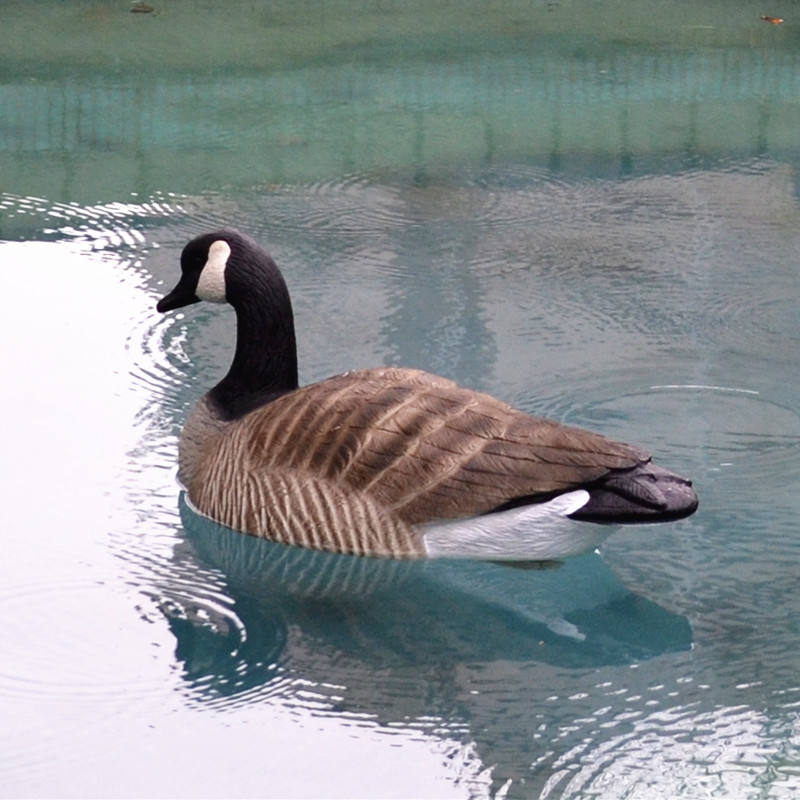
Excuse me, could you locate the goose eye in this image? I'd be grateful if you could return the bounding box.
[196,240,230,303]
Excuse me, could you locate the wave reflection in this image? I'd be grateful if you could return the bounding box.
[147,499,693,716]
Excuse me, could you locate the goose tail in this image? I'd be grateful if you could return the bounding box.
[569,462,698,523]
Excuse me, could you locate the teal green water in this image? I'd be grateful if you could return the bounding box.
[2,1,800,797]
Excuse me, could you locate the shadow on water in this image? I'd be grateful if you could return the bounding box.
[159,497,692,712]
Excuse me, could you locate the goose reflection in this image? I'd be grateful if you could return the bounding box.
[155,498,692,791]
[160,497,691,702]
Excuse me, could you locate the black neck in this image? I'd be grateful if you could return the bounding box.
[209,276,299,421]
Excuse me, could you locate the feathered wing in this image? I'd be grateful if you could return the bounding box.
[188,462,425,558]
[191,367,650,533]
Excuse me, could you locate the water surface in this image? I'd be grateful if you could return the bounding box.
[2,1,800,797]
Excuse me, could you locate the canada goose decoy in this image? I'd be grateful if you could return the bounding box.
[157,229,698,561]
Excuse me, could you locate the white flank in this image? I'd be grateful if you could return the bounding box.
[421,490,608,561]
[196,239,230,303]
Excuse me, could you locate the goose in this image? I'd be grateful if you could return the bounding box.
[156,229,698,561]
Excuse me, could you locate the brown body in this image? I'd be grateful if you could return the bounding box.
[185,367,648,557]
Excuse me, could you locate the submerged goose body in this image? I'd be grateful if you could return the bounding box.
[157,230,698,560]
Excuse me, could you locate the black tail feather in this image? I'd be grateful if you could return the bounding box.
[569,461,698,524]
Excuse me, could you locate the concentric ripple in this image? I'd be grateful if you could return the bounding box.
[579,383,800,483]
[0,579,167,701]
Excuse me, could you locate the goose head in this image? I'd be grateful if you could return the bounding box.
[157,230,299,419]
[157,229,282,312]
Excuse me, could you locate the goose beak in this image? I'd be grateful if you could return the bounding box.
[156,274,200,312]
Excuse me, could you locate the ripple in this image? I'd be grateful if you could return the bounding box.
[578,384,800,482]
[4,193,144,247]
[0,191,194,261]
[231,166,558,266]
[301,172,411,232]
[463,166,717,276]
[109,523,294,712]
[128,311,192,406]
[148,192,240,240]
[0,579,167,701]
[540,699,798,799]
[234,173,410,247]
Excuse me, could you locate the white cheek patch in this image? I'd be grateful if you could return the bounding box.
[196,239,230,303]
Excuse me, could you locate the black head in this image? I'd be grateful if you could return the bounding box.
[156,229,278,313]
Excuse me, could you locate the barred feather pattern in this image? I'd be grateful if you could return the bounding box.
[184,367,649,557]
[191,458,424,557]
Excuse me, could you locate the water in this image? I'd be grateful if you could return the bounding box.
[2,1,800,797]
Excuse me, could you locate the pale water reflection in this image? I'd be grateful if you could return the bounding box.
[2,0,800,797]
